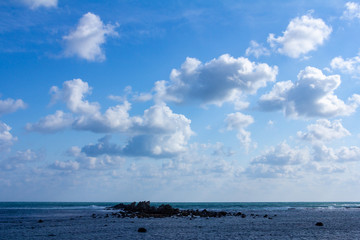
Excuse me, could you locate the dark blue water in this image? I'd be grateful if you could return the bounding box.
[1,201,360,216]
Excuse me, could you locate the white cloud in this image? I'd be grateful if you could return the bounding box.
[63,12,118,61]
[82,103,194,158]
[28,79,134,133]
[26,110,73,133]
[251,141,311,166]
[51,160,80,171]
[52,145,124,171]
[297,119,350,143]
[21,0,57,9]
[225,112,254,151]
[122,103,193,157]
[312,144,360,162]
[81,136,122,157]
[155,54,278,107]
[306,161,346,174]
[342,2,360,20]
[1,149,40,171]
[336,146,360,161]
[245,40,270,58]
[0,98,26,116]
[50,79,100,115]
[29,79,194,158]
[0,122,17,152]
[246,164,300,178]
[330,55,360,76]
[312,144,338,162]
[268,14,332,58]
[259,66,360,118]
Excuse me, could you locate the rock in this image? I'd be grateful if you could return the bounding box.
[91,213,96,218]
[138,227,147,233]
[38,219,44,223]
[235,212,242,216]
[136,201,150,211]
[264,214,268,218]
[315,222,324,226]
[108,201,250,219]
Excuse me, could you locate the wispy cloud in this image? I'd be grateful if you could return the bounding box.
[342,2,360,20]
[21,0,57,9]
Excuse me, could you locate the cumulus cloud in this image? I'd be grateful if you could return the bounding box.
[28,79,194,158]
[0,122,17,152]
[248,128,360,178]
[225,112,254,151]
[267,14,332,58]
[259,66,360,118]
[245,41,270,58]
[336,146,360,161]
[245,141,313,178]
[28,79,134,133]
[155,54,278,107]
[21,0,57,9]
[342,2,360,20]
[51,160,80,171]
[50,79,100,115]
[297,119,350,143]
[81,135,122,157]
[122,103,194,157]
[330,54,360,76]
[51,146,124,171]
[0,98,26,116]
[82,103,194,158]
[312,144,360,162]
[25,110,73,133]
[63,12,118,61]
[251,141,311,166]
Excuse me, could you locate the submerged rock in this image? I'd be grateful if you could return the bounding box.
[138,227,147,233]
[315,222,324,226]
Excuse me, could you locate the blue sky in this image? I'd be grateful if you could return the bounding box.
[1,0,360,201]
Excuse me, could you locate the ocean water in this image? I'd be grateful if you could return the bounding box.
[1,201,360,218]
[2,202,360,239]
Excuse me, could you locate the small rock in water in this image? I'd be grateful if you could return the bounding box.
[315,222,324,226]
[138,227,147,233]
[48,234,56,237]
[38,219,44,223]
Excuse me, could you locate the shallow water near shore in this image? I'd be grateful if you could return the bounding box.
[1,202,360,239]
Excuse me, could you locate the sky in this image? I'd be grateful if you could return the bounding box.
[1,0,360,202]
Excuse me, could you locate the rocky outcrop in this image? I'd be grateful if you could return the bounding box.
[106,201,246,218]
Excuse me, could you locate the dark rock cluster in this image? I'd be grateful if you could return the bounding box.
[105,201,247,218]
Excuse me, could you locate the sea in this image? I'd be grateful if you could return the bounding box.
[2,202,360,239]
[1,201,360,219]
